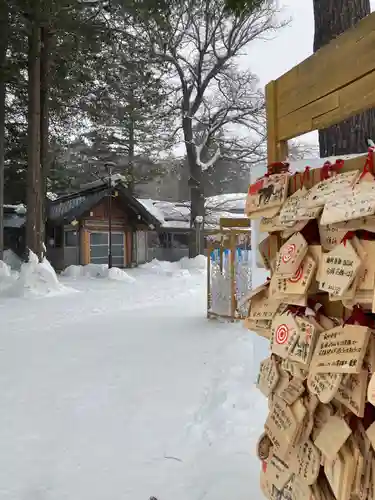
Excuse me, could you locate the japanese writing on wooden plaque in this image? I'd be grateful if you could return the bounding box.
[257,357,280,397]
[266,396,298,444]
[249,295,280,321]
[304,170,360,209]
[319,222,348,251]
[319,241,361,296]
[279,378,305,405]
[270,254,316,299]
[288,439,321,486]
[279,189,306,224]
[307,372,342,404]
[288,317,317,368]
[310,325,370,374]
[335,370,367,417]
[320,180,375,225]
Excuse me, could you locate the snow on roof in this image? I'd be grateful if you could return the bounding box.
[137,195,247,230]
[3,204,27,215]
[205,193,246,212]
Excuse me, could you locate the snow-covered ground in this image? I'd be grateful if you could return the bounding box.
[0,257,267,500]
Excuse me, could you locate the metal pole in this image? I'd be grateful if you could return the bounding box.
[106,163,113,269]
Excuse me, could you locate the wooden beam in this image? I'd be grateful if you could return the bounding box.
[266,81,288,163]
[278,69,375,141]
[276,12,375,118]
[219,217,251,229]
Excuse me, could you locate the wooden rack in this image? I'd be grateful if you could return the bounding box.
[207,218,251,321]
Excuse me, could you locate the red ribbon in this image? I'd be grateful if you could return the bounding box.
[267,161,290,175]
[341,231,356,246]
[320,159,344,181]
[359,146,375,179]
[344,305,370,327]
[288,305,305,317]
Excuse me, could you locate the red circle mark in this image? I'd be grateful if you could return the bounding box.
[289,265,303,283]
[282,244,296,263]
[275,324,289,344]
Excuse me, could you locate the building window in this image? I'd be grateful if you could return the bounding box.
[65,231,78,247]
[172,233,189,249]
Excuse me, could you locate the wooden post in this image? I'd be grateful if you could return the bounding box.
[265,80,288,164]
[230,233,236,322]
[207,249,211,318]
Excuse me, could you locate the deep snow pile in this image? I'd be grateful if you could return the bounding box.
[62,263,136,282]
[3,249,22,271]
[140,255,206,276]
[0,251,74,298]
[0,258,267,500]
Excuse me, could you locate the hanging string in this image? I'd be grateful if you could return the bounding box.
[344,305,370,327]
[359,146,375,179]
[341,231,356,246]
[302,166,311,187]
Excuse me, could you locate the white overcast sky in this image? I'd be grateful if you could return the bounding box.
[247,0,375,145]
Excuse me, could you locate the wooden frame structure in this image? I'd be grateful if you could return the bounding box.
[266,11,375,167]
[207,218,251,321]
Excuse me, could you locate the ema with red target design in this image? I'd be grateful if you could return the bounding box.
[282,244,296,263]
[289,265,303,283]
[275,324,289,344]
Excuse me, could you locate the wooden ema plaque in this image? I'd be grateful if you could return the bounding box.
[314,415,352,461]
[246,173,289,218]
[288,316,318,368]
[287,439,321,486]
[259,234,280,271]
[269,253,316,299]
[303,170,360,209]
[257,357,280,397]
[281,358,308,381]
[278,378,305,405]
[265,397,299,457]
[248,294,281,321]
[279,188,307,224]
[307,372,342,404]
[275,232,308,278]
[271,312,300,359]
[259,215,284,233]
[257,433,273,461]
[266,454,292,490]
[319,241,362,297]
[243,318,272,339]
[319,222,348,251]
[335,370,367,417]
[357,240,375,292]
[310,325,370,374]
[320,177,375,226]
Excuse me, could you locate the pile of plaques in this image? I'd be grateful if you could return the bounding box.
[244,159,375,500]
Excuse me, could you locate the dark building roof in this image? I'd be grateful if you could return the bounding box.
[48,181,161,228]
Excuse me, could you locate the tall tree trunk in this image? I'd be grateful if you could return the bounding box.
[183,116,204,258]
[127,85,136,193]
[0,0,8,261]
[27,10,42,259]
[313,0,374,156]
[40,25,51,252]
[128,114,135,193]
